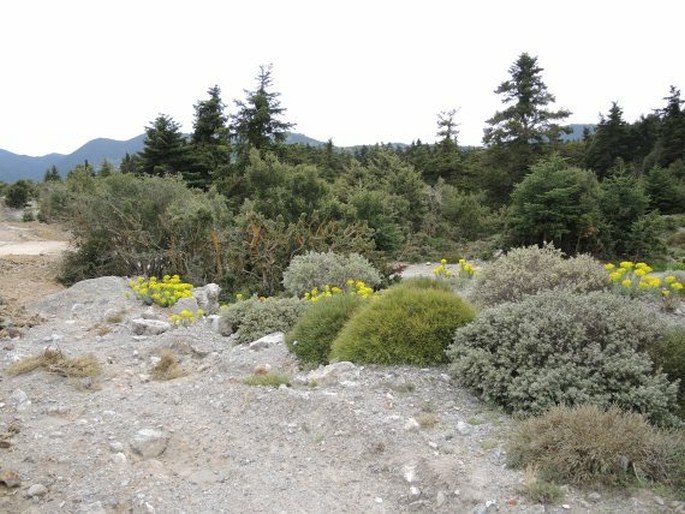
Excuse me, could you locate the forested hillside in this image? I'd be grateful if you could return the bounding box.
[2,56,684,295]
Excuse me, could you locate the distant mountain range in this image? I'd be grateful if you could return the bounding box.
[0,126,593,183]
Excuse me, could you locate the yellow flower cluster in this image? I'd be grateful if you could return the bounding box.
[433,258,477,280]
[605,261,683,299]
[129,274,193,307]
[458,258,476,279]
[433,259,453,278]
[169,309,205,326]
[304,280,375,302]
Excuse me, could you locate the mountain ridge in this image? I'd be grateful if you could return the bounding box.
[0,125,592,182]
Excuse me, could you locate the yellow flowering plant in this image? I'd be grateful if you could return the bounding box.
[169,309,205,327]
[303,279,376,302]
[128,274,193,307]
[605,261,683,311]
[433,258,477,280]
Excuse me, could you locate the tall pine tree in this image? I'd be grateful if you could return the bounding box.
[229,64,294,166]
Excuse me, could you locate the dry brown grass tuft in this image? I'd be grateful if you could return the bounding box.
[151,350,187,381]
[507,404,684,490]
[7,348,101,378]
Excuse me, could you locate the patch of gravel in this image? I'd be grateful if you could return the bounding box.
[0,277,682,513]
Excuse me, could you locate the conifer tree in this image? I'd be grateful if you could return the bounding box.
[230,64,294,165]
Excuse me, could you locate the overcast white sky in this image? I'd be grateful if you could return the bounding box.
[1,0,684,157]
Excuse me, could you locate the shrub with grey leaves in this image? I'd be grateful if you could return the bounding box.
[220,297,310,345]
[470,243,608,307]
[282,251,382,296]
[448,290,679,426]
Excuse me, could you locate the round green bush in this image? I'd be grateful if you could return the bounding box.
[286,294,366,365]
[330,286,475,366]
[282,251,382,296]
[649,326,685,418]
[449,291,679,425]
[471,243,608,307]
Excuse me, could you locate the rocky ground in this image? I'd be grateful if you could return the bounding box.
[0,209,683,513]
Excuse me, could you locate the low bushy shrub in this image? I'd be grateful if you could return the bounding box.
[449,291,679,425]
[471,243,608,307]
[507,404,684,491]
[220,297,309,345]
[282,251,382,296]
[649,326,685,418]
[395,276,455,292]
[286,294,366,365]
[330,286,475,365]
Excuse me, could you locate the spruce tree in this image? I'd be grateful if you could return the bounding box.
[229,64,294,165]
[139,114,190,176]
[188,85,230,189]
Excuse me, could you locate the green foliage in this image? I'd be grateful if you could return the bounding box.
[230,64,294,165]
[395,277,455,292]
[509,155,603,255]
[224,205,376,296]
[624,211,667,262]
[282,251,382,297]
[286,294,366,365]
[584,102,633,178]
[4,180,35,209]
[645,165,685,215]
[471,243,608,307]
[483,53,571,149]
[599,172,649,257]
[50,173,230,284]
[139,114,191,177]
[242,372,291,388]
[220,297,309,345]
[449,291,679,425]
[330,286,475,366]
[507,404,684,491]
[649,327,685,418]
[43,165,61,182]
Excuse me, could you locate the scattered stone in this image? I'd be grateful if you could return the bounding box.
[455,421,471,435]
[654,496,665,506]
[109,441,125,452]
[26,483,48,497]
[0,469,21,488]
[249,332,283,351]
[171,297,199,315]
[254,363,272,375]
[295,361,360,387]
[79,501,107,514]
[130,318,171,336]
[111,452,127,465]
[587,492,601,503]
[216,315,233,336]
[402,464,416,483]
[410,486,421,496]
[436,490,446,507]
[3,341,15,350]
[562,504,571,510]
[130,429,168,458]
[11,389,30,410]
[193,283,221,314]
[404,418,421,432]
